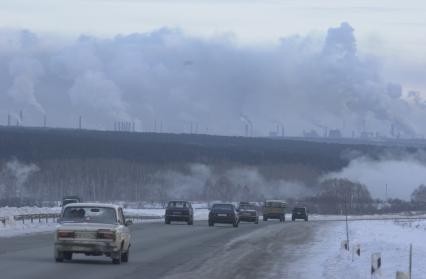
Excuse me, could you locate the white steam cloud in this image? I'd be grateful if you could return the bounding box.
[324,153,426,200]
[0,23,425,135]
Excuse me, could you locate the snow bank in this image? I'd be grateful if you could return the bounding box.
[289,219,426,278]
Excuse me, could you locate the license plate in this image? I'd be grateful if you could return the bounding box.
[218,214,227,217]
[76,232,95,239]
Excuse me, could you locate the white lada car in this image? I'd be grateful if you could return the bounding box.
[54,203,132,264]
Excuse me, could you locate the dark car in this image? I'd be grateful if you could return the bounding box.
[237,202,259,224]
[61,195,82,208]
[292,207,308,221]
[208,203,239,227]
[165,201,194,225]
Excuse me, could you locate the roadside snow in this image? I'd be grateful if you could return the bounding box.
[288,219,426,278]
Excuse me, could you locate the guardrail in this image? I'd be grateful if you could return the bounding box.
[125,215,163,223]
[13,213,61,224]
[0,213,163,228]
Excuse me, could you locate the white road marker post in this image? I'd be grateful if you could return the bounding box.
[371,252,382,278]
[409,244,412,279]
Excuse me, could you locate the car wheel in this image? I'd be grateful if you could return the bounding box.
[255,218,259,224]
[292,218,295,221]
[112,247,122,265]
[188,218,193,225]
[54,250,64,263]
[208,221,214,227]
[305,217,308,222]
[233,221,238,228]
[263,216,267,221]
[165,218,171,224]
[63,252,73,261]
[121,247,129,263]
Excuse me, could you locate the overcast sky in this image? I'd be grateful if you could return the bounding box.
[1,0,425,51]
[0,0,425,136]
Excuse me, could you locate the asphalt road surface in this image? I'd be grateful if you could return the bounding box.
[0,220,323,279]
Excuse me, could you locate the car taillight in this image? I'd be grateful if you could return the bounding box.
[57,230,75,238]
[97,230,116,241]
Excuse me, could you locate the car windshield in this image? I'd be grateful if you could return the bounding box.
[212,204,233,211]
[168,201,188,208]
[62,207,117,224]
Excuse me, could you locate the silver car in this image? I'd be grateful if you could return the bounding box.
[54,203,132,264]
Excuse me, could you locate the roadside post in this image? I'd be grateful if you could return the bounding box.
[371,252,382,278]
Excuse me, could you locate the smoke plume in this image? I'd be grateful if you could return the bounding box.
[0,24,424,136]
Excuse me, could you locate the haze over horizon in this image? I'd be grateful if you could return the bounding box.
[0,0,425,138]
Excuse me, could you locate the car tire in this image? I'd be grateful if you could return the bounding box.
[255,218,259,224]
[165,218,171,225]
[64,252,72,261]
[263,216,267,221]
[292,217,295,221]
[112,247,122,265]
[233,221,238,228]
[305,217,308,222]
[188,218,194,225]
[121,247,129,263]
[208,220,214,227]
[54,250,64,263]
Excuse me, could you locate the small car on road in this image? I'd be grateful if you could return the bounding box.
[262,200,287,222]
[54,203,132,264]
[237,202,259,224]
[165,200,194,225]
[208,203,239,227]
[292,207,308,221]
[61,195,82,208]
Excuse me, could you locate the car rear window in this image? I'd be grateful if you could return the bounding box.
[239,205,256,210]
[168,201,188,208]
[212,204,233,210]
[62,207,117,224]
[265,202,284,208]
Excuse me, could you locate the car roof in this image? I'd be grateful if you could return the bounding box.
[63,202,120,209]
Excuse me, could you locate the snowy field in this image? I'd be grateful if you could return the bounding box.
[288,219,426,278]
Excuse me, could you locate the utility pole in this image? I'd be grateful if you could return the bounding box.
[345,189,350,251]
[385,184,388,201]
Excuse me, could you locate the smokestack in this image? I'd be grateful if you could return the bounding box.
[43,115,47,128]
[79,116,82,129]
[132,121,135,132]
[245,124,249,137]
[7,114,10,126]
[19,110,23,125]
